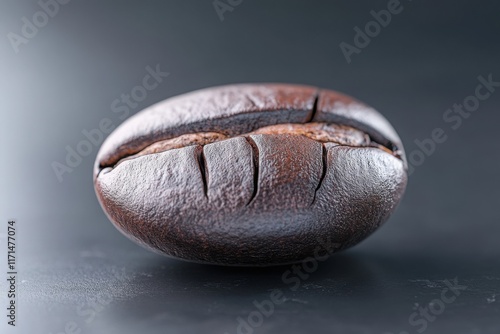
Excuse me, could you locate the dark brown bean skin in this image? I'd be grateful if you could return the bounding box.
[94,84,407,266]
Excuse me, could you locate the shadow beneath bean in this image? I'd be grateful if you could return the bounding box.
[108,250,394,315]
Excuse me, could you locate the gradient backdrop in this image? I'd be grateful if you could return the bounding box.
[1,1,499,334]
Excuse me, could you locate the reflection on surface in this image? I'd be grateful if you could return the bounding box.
[22,246,500,334]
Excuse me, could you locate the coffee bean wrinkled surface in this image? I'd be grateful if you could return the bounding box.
[94,84,407,266]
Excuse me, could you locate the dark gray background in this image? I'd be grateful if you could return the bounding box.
[1,1,499,333]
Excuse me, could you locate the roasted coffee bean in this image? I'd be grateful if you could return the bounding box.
[94,84,407,266]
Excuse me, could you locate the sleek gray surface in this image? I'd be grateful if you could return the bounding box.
[1,1,499,333]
